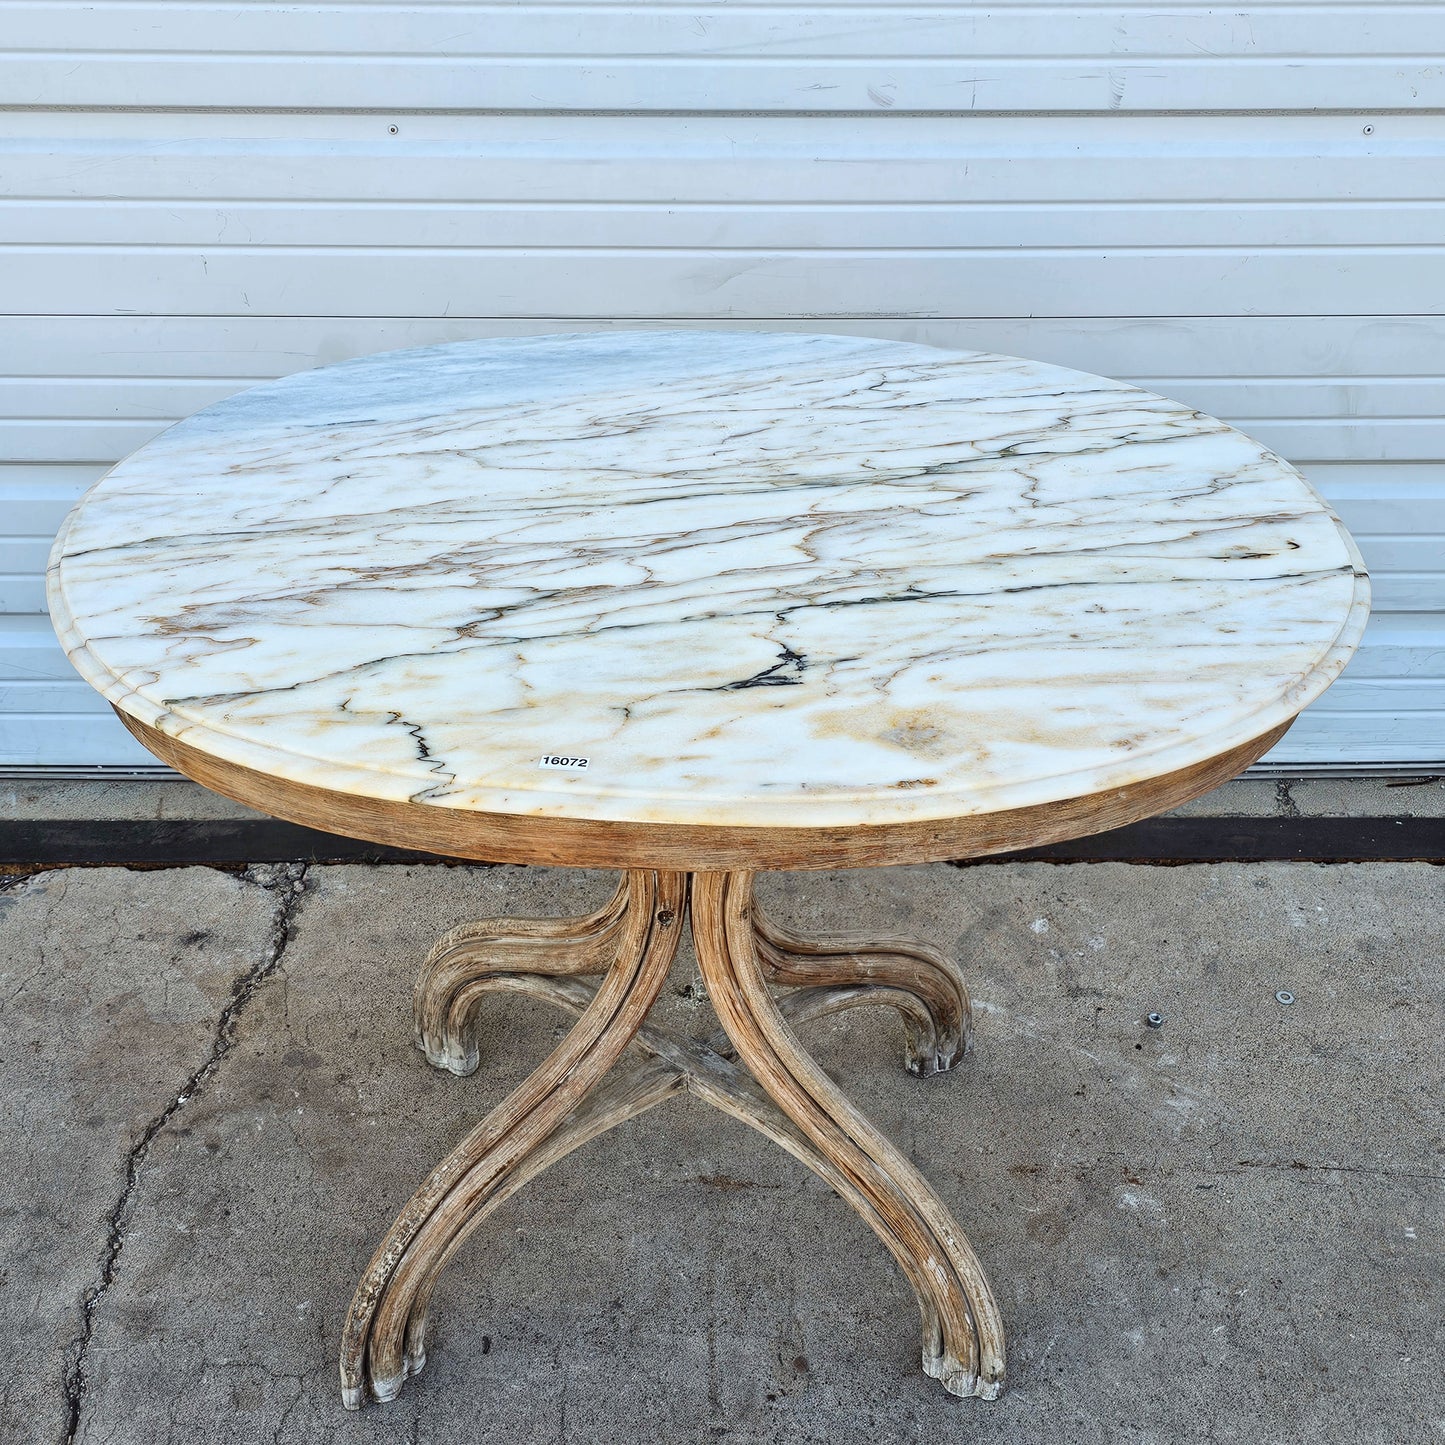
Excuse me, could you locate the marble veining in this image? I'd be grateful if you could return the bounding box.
[48,331,1369,827]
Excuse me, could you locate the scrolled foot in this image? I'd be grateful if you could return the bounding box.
[413,875,632,1076]
[780,983,958,1078]
[752,898,972,1076]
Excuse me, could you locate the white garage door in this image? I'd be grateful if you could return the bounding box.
[2,5,1442,770]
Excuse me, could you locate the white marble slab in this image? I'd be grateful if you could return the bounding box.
[48,331,1369,828]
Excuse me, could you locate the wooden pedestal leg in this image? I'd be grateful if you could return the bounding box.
[345,868,1002,1409]
[339,870,685,1409]
[413,875,631,1076]
[752,898,972,1075]
[692,871,1005,1400]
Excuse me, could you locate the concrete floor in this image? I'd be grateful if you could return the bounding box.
[1,856,1441,1444]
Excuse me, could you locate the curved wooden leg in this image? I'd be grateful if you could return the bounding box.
[340,870,685,1409]
[450,973,974,1389]
[695,871,1005,1400]
[753,897,971,1076]
[414,874,631,1076]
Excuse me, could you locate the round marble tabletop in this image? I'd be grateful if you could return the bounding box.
[49,330,1369,833]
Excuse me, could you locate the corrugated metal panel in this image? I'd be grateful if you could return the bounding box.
[2,21,1441,769]
[3,3,1442,112]
[5,116,1445,321]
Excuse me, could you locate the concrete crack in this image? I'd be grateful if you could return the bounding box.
[1228,1157,1445,1183]
[61,862,310,1445]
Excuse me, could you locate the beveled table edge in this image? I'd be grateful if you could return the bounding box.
[117,708,1293,871]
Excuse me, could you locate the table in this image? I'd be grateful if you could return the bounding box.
[48,330,1368,1408]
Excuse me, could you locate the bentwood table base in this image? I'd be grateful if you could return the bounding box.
[339,870,1005,1408]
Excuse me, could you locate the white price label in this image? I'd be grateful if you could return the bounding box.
[538,754,590,771]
